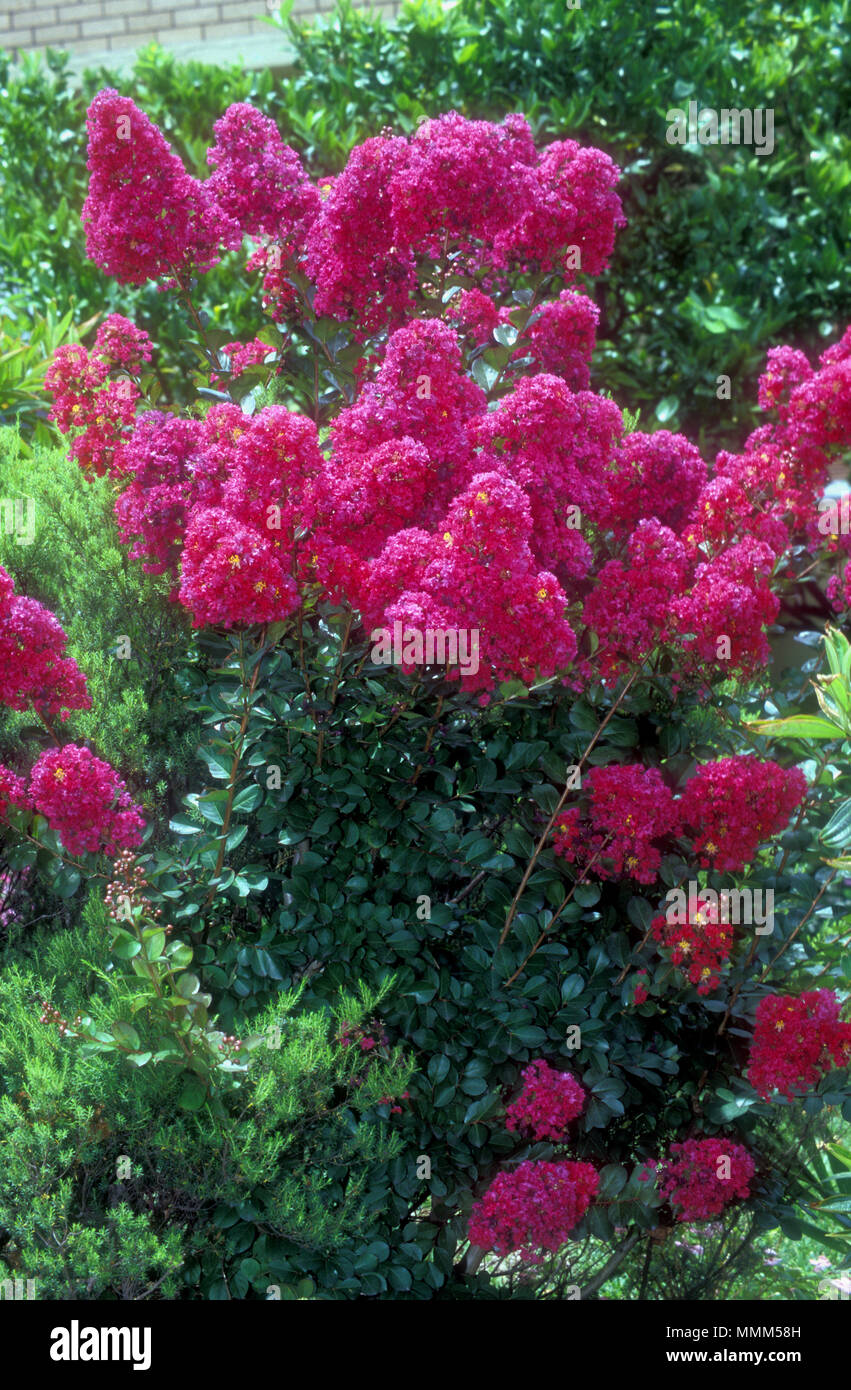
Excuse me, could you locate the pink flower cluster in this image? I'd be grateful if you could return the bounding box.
[304,328,585,688]
[63,95,851,697]
[94,313,153,371]
[657,1137,755,1222]
[505,1059,586,1140]
[179,405,322,626]
[211,337,271,386]
[607,431,708,538]
[180,508,299,628]
[82,88,241,286]
[580,519,690,679]
[747,990,851,1100]
[29,745,145,857]
[44,314,152,477]
[671,537,780,681]
[651,905,735,996]
[0,765,28,821]
[679,757,808,873]
[111,411,212,575]
[328,317,486,486]
[448,287,599,389]
[468,1159,599,1263]
[448,288,510,346]
[301,113,624,333]
[0,564,90,719]
[104,401,322,625]
[352,471,576,692]
[206,103,319,248]
[553,764,679,885]
[553,756,806,887]
[471,373,622,588]
[0,565,144,857]
[582,327,851,678]
[518,290,599,386]
[580,525,783,686]
[773,326,851,449]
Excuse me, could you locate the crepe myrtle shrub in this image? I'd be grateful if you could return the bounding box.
[25,91,851,1297]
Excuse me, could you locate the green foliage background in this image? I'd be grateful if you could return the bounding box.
[2,0,850,445]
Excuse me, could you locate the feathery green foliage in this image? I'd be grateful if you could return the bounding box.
[0,907,415,1299]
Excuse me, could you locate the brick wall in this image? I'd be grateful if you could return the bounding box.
[2,0,398,58]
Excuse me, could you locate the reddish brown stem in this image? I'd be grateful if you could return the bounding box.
[498,671,637,950]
